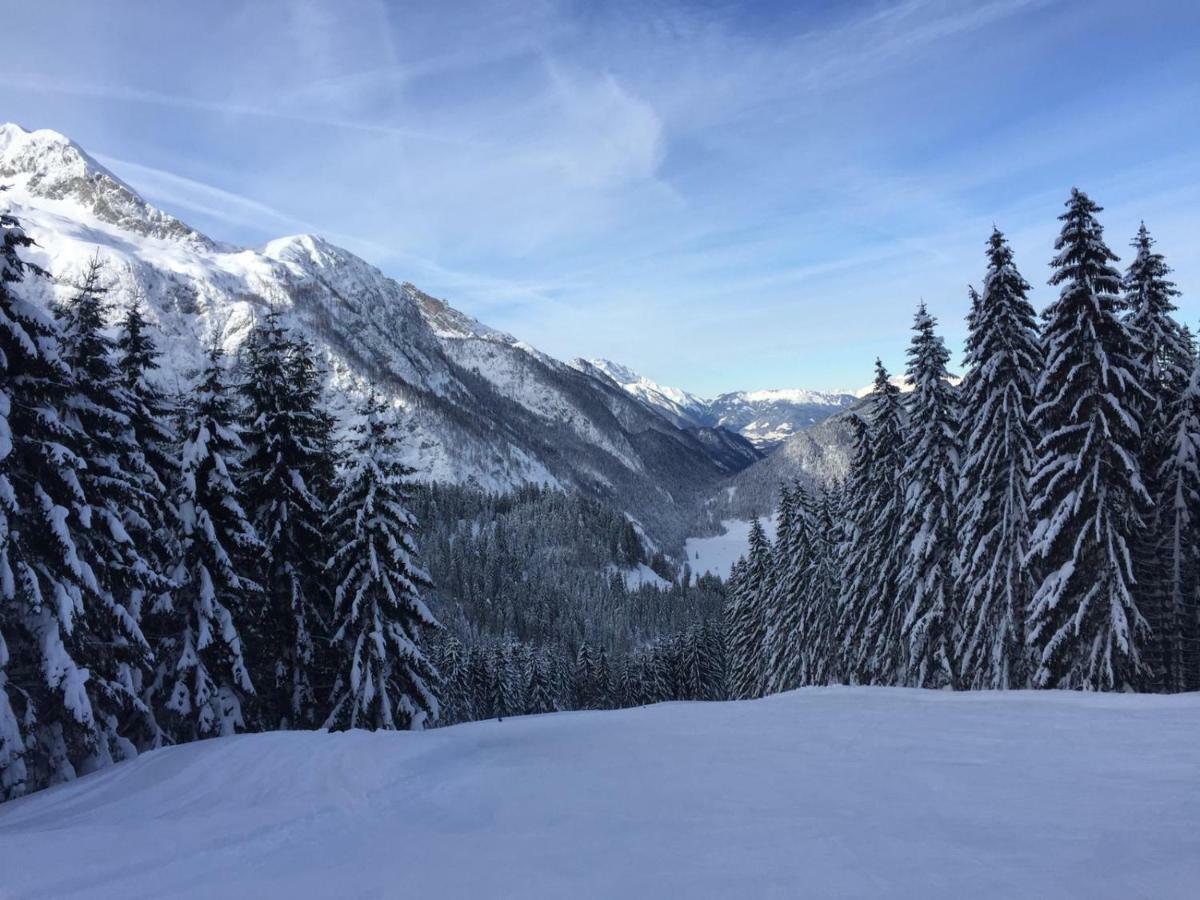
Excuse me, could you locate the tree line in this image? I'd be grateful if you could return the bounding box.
[726,189,1199,696]
[430,618,727,726]
[0,214,438,801]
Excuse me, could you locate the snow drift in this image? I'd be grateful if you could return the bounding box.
[1,688,1196,899]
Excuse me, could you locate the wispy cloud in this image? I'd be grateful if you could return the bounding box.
[0,0,1195,394]
[0,73,477,147]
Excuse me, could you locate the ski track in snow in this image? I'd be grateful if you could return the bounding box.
[684,518,778,577]
[2,688,1197,899]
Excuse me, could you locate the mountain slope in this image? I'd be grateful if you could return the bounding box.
[575,357,710,428]
[0,123,729,545]
[1,688,1195,899]
[700,402,859,523]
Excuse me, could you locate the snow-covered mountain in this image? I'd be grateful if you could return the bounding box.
[578,358,856,449]
[574,358,711,428]
[706,388,856,447]
[0,123,743,545]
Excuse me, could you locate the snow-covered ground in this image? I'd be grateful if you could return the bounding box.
[684,517,777,577]
[606,563,673,589]
[2,688,1196,899]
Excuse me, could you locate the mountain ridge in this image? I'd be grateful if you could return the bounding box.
[0,123,746,547]
[579,357,856,449]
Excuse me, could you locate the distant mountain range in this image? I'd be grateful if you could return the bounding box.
[577,358,856,449]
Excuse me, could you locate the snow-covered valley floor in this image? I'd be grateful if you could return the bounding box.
[1,688,1197,899]
[685,517,778,578]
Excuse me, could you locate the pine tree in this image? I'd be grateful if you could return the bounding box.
[762,487,793,694]
[0,214,139,794]
[680,623,708,700]
[839,361,907,684]
[1158,358,1200,691]
[765,483,813,694]
[642,644,669,704]
[1027,189,1149,690]
[896,305,960,688]
[1122,224,1190,691]
[115,300,180,633]
[240,311,331,728]
[699,617,727,699]
[324,392,438,730]
[432,634,469,724]
[955,230,1041,689]
[467,646,491,721]
[526,651,556,714]
[161,348,262,741]
[797,487,840,686]
[491,644,514,719]
[833,415,872,685]
[0,211,54,798]
[55,258,165,754]
[574,640,596,709]
[726,519,771,699]
[594,647,614,709]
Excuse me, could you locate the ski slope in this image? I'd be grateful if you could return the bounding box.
[1,688,1197,899]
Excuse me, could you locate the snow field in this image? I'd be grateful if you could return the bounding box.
[1,687,1196,899]
[685,517,778,577]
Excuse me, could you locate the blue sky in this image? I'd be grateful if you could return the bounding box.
[3,0,1198,394]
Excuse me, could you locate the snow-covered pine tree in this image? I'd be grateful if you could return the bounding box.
[54,258,166,756]
[955,230,1041,690]
[161,347,262,741]
[643,642,670,704]
[839,361,907,685]
[1158,357,1200,691]
[762,487,792,693]
[574,640,597,709]
[431,634,469,724]
[0,214,139,795]
[467,646,491,720]
[896,304,961,688]
[324,392,439,731]
[490,644,516,720]
[240,311,331,728]
[526,650,556,714]
[288,333,339,507]
[614,654,638,708]
[726,519,772,699]
[0,213,35,798]
[115,300,180,624]
[748,518,775,698]
[0,210,58,799]
[832,415,871,685]
[765,483,813,694]
[797,486,840,686]
[680,623,706,700]
[594,647,614,708]
[1027,189,1150,691]
[724,555,750,698]
[700,616,727,699]
[1122,224,1191,691]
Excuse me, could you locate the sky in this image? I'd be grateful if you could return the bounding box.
[2,0,1198,395]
